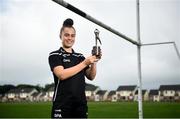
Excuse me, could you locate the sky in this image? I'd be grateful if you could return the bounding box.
[1,0,180,91]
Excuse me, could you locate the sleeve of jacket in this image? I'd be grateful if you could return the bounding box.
[48,53,63,71]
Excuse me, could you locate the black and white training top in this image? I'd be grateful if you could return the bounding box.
[48,47,88,104]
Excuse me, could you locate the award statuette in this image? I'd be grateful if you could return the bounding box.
[92,29,102,59]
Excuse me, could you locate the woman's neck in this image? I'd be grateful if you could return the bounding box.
[63,47,72,53]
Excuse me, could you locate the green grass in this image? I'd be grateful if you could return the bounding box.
[88,102,138,118]
[0,102,180,118]
[0,102,52,118]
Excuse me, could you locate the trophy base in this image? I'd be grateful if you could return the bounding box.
[92,46,101,59]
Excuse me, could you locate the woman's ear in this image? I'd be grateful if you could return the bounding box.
[59,33,62,39]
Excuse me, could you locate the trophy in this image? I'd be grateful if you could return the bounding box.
[92,29,102,59]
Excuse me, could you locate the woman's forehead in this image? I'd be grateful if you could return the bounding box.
[63,27,75,34]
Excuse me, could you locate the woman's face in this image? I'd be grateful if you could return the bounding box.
[61,27,76,48]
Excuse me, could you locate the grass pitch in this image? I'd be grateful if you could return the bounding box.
[0,102,180,118]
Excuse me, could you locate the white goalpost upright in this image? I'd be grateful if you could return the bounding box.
[136,0,143,118]
[52,0,180,119]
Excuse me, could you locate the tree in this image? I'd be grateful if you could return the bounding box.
[0,84,15,96]
[44,83,54,91]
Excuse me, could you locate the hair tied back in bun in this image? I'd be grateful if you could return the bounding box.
[63,18,74,27]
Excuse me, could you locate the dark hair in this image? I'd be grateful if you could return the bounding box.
[60,18,75,38]
[63,18,73,27]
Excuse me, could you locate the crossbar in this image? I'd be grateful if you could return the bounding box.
[142,42,180,60]
[52,0,140,46]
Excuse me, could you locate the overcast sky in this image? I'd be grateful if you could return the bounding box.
[1,0,180,91]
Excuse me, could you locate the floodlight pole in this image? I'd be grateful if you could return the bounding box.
[136,0,143,119]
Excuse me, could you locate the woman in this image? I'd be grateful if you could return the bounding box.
[48,18,101,118]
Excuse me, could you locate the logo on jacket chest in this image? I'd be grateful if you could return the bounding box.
[63,58,71,63]
[62,54,71,63]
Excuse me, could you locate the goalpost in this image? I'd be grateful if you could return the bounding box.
[52,0,180,119]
